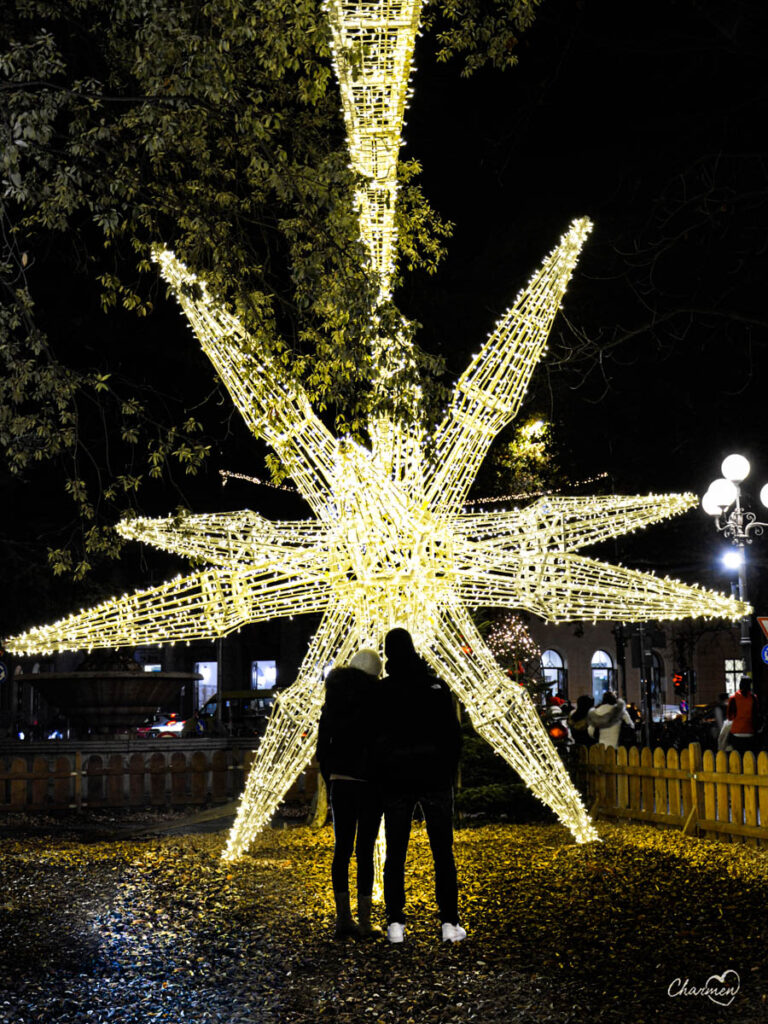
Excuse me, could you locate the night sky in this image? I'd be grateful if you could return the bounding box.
[399,0,768,593]
[3,0,768,635]
[404,0,766,480]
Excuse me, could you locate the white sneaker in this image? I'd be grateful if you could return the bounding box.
[441,923,467,943]
[387,922,405,943]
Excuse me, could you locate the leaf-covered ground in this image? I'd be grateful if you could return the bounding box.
[0,820,766,1024]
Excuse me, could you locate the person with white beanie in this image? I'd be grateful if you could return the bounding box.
[316,648,383,939]
[587,691,634,748]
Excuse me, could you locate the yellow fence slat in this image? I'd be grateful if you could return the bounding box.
[715,750,729,832]
[702,749,716,841]
[743,751,758,849]
[597,745,616,812]
[588,744,604,812]
[628,746,641,814]
[653,747,667,817]
[616,746,629,811]
[641,747,654,815]
[759,752,768,849]
[667,748,682,821]
[728,750,743,845]
[684,745,696,823]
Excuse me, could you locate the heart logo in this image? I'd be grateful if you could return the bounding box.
[705,970,740,1007]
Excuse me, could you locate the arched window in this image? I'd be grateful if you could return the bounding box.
[591,650,616,702]
[541,649,566,697]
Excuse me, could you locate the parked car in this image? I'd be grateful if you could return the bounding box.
[194,690,274,738]
[135,712,186,738]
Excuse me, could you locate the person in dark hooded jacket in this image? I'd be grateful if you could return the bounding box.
[375,627,465,944]
[316,648,383,938]
[568,695,596,747]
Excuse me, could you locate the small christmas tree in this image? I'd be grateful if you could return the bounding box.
[484,611,549,706]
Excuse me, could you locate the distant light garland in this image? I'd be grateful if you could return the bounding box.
[219,470,299,494]
[220,468,611,507]
[464,472,611,507]
[7,0,748,861]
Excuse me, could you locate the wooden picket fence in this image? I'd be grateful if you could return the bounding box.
[0,745,257,811]
[578,742,768,847]
[0,742,319,812]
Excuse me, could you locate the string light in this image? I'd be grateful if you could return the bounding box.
[486,613,541,667]
[326,0,424,421]
[7,0,748,859]
[462,472,610,508]
[326,0,420,303]
[218,466,611,506]
[219,470,299,494]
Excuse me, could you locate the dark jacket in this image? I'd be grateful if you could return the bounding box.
[568,711,596,746]
[316,666,378,783]
[374,657,462,793]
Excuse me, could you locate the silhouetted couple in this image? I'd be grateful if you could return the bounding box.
[316,627,465,943]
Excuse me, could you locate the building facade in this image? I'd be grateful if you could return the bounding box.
[528,616,743,713]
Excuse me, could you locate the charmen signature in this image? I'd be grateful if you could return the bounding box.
[668,970,740,1007]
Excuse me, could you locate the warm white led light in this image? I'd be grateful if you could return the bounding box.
[326,0,424,418]
[326,0,421,301]
[7,0,748,860]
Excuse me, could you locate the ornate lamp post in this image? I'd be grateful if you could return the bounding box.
[702,454,768,677]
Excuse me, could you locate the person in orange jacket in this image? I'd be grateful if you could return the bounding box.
[727,676,760,754]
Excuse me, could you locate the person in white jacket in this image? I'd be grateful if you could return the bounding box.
[587,692,634,748]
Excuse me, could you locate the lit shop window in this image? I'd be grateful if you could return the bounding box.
[194,661,218,707]
[724,659,742,697]
[541,649,566,696]
[591,650,616,701]
[251,660,277,690]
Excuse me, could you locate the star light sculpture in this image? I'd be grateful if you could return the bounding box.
[9,0,747,858]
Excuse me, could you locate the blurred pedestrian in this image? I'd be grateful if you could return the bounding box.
[375,628,464,944]
[181,708,206,737]
[316,648,383,939]
[712,692,729,732]
[708,691,729,749]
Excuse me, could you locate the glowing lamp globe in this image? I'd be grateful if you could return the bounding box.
[708,477,738,509]
[760,484,768,509]
[723,550,744,570]
[701,490,723,517]
[721,454,750,483]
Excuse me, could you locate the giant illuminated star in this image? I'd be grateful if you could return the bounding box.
[8,0,746,857]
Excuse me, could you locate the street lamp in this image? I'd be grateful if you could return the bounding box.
[702,454,768,676]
